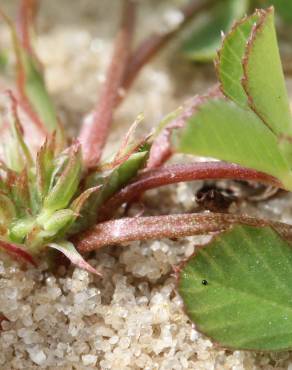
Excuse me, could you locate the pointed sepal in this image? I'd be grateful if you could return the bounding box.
[43,142,82,212]
[48,241,101,276]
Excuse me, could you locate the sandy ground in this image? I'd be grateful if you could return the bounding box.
[1,1,292,369]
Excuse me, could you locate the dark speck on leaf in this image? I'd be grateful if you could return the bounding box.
[202,280,208,286]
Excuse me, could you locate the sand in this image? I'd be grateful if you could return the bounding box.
[1,1,292,369]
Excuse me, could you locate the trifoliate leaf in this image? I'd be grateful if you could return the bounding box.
[182,0,249,62]
[48,241,101,276]
[242,7,292,136]
[178,225,292,351]
[175,99,292,190]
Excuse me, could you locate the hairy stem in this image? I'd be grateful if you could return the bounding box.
[76,213,292,252]
[79,0,136,168]
[99,162,282,220]
[121,0,217,93]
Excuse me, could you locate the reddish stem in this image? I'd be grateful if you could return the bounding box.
[79,0,136,168]
[99,162,282,220]
[121,0,217,93]
[17,0,39,54]
[16,0,43,120]
[0,8,46,136]
[76,213,292,252]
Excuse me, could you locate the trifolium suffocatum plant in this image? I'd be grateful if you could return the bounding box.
[2,0,292,352]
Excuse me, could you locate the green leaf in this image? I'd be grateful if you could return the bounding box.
[70,151,148,234]
[0,10,65,145]
[43,143,82,212]
[4,93,33,172]
[183,0,249,62]
[22,53,61,135]
[216,13,260,106]
[40,209,75,233]
[9,218,35,244]
[9,169,31,217]
[0,194,16,226]
[242,7,292,136]
[112,113,145,163]
[36,136,56,200]
[4,136,25,173]
[70,186,101,215]
[93,151,148,206]
[48,241,101,276]
[47,148,70,191]
[0,50,8,71]
[178,225,292,351]
[175,99,292,189]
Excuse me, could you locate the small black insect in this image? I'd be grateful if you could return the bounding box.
[196,185,236,212]
[202,280,208,286]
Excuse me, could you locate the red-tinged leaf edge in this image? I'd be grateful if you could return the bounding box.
[70,185,102,215]
[241,8,272,130]
[113,113,144,160]
[101,137,149,172]
[214,11,262,103]
[0,239,37,266]
[36,134,56,199]
[241,7,292,137]
[148,86,222,169]
[100,114,150,171]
